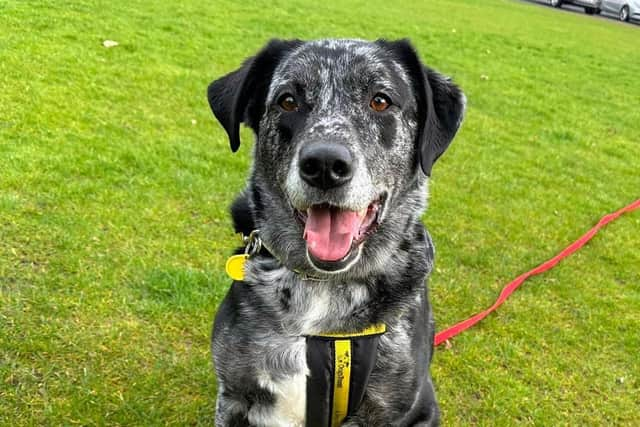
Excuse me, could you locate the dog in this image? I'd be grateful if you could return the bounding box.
[207,38,465,426]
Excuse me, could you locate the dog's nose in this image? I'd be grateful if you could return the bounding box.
[299,143,354,190]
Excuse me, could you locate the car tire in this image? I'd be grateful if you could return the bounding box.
[585,7,595,14]
[550,0,562,8]
[619,5,630,21]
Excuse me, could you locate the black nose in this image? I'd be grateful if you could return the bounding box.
[299,143,354,190]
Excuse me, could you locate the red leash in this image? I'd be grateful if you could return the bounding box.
[434,199,640,347]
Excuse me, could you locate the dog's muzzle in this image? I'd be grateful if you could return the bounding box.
[291,142,385,272]
[294,194,385,272]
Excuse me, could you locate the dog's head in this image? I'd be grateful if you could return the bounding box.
[208,39,464,277]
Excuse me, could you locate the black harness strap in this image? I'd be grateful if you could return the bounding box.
[305,325,386,427]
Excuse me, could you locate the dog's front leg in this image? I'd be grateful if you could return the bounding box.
[215,388,253,426]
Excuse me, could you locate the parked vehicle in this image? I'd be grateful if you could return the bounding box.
[550,0,602,14]
[600,0,640,21]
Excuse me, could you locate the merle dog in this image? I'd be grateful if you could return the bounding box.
[207,39,465,426]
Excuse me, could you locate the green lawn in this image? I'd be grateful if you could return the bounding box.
[1,0,638,424]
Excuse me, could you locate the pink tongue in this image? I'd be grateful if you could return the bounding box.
[303,206,364,262]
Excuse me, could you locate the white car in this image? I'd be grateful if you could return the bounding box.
[600,0,640,21]
[549,0,603,15]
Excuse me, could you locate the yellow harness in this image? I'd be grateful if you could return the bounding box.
[308,324,387,427]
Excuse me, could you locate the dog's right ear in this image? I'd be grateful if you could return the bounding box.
[207,39,303,152]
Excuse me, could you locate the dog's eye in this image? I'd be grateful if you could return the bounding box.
[370,93,392,112]
[278,94,298,112]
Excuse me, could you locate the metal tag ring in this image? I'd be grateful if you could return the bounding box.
[244,230,262,256]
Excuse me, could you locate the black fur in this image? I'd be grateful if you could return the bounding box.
[376,39,465,176]
[207,39,303,152]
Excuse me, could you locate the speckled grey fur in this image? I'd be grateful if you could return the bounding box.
[207,38,465,426]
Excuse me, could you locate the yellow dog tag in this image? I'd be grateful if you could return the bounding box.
[225,254,248,281]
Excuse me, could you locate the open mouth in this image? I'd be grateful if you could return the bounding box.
[295,195,385,269]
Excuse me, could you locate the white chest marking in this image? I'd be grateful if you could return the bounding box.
[249,372,307,427]
[248,338,308,427]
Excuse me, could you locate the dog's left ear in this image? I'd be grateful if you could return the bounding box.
[378,39,466,176]
[207,39,303,152]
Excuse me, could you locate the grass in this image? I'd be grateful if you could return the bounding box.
[0,0,638,424]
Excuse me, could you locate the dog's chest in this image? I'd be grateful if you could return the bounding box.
[247,259,372,335]
[245,261,375,425]
[251,337,307,426]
